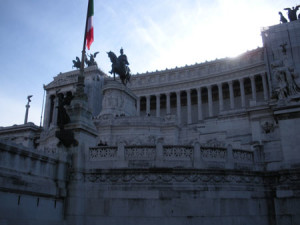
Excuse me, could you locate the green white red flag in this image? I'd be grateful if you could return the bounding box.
[86,0,94,50]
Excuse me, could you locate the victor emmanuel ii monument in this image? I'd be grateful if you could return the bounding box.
[0,7,300,225]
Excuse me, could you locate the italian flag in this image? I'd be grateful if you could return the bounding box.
[86,0,94,50]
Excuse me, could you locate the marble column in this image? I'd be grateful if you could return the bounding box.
[43,96,51,128]
[239,78,246,107]
[52,96,59,127]
[197,88,203,121]
[217,83,223,112]
[136,96,140,116]
[166,93,171,114]
[250,76,257,101]
[207,86,213,117]
[156,94,160,117]
[228,81,235,109]
[186,90,192,124]
[261,74,268,100]
[146,95,150,115]
[176,91,181,123]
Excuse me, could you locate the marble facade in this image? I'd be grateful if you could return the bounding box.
[0,21,300,225]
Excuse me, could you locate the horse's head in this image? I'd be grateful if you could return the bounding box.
[107,51,117,63]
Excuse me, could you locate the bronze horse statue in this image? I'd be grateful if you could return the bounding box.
[107,48,131,85]
[72,57,81,69]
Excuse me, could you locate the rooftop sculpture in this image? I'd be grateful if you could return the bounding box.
[72,51,99,69]
[85,52,99,67]
[107,48,131,85]
[280,5,300,22]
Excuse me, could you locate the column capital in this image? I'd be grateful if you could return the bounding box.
[186,89,191,94]
[217,83,222,88]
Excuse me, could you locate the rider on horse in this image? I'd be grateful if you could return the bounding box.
[118,48,130,75]
[107,48,131,85]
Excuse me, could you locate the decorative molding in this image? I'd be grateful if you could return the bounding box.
[82,170,264,185]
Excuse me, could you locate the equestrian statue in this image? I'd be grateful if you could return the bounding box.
[107,48,131,85]
[72,57,81,69]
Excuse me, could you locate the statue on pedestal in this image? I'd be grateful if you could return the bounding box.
[107,48,131,85]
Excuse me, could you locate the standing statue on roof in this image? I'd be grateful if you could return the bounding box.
[279,12,288,23]
[284,6,300,22]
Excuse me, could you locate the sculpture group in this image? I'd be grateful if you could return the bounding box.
[72,48,131,86]
[271,44,300,100]
[279,5,300,23]
[72,52,99,69]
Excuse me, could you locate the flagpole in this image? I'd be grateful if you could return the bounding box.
[76,0,91,97]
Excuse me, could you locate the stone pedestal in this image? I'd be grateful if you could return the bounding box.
[99,80,137,117]
[64,93,98,225]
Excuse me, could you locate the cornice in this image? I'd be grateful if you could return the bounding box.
[44,66,107,90]
[132,62,266,96]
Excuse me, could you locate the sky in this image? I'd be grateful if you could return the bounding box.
[0,0,297,127]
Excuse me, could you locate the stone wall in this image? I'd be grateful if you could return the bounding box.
[70,168,300,225]
[0,141,68,225]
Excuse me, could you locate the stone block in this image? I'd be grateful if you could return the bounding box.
[276,215,292,225]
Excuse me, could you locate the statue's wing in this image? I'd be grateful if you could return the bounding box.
[296,5,300,10]
[284,8,291,10]
[94,52,99,57]
[76,56,80,62]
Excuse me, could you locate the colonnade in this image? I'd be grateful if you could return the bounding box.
[137,74,269,123]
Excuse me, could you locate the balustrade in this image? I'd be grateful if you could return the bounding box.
[88,143,258,170]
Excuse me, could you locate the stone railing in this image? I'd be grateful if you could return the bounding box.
[88,143,261,171]
[200,146,227,161]
[125,146,156,160]
[233,149,254,163]
[163,145,193,160]
[89,146,118,161]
